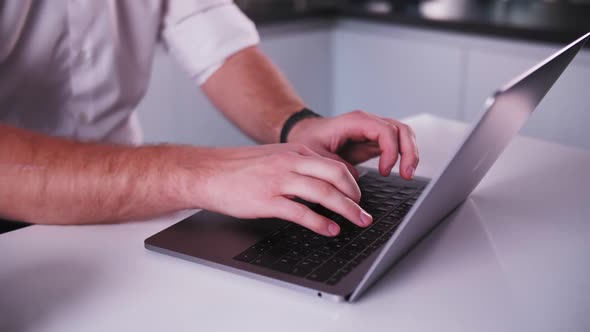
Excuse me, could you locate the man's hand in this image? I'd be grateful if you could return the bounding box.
[193,144,373,237]
[286,110,419,180]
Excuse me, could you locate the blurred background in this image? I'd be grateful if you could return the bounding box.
[137,0,590,150]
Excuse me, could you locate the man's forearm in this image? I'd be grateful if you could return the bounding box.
[202,46,306,144]
[0,124,206,225]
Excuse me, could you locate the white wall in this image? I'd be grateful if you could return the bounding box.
[136,21,333,146]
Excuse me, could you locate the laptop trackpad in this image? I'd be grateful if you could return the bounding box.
[146,210,286,263]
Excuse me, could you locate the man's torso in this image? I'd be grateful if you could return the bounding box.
[0,0,163,144]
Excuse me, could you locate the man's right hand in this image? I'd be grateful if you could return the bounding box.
[191,144,373,237]
[0,124,371,233]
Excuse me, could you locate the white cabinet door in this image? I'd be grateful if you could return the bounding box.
[332,21,464,121]
[464,45,590,150]
[137,23,332,146]
[259,24,333,116]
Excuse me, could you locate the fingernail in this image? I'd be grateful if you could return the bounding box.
[406,166,415,179]
[328,223,340,236]
[360,209,373,226]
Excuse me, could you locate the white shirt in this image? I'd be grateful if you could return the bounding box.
[0,0,259,144]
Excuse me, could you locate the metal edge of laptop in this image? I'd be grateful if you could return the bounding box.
[348,32,590,301]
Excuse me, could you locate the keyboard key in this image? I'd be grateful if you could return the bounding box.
[398,188,416,195]
[306,258,347,283]
[285,249,308,260]
[233,247,261,263]
[291,259,321,277]
[336,250,358,260]
[349,259,361,268]
[364,228,384,240]
[380,214,401,226]
[251,247,288,267]
[308,234,326,245]
[358,250,371,259]
[340,264,353,274]
[271,256,302,273]
[366,243,380,254]
[259,238,280,247]
[352,235,374,247]
[327,271,347,286]
[346,241,363,252]
[380,187,399,194]
[323,241,345,252]
[308,251,332,262]
[372,222,392,231]
[375,206,392,213]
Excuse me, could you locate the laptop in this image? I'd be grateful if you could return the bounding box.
[145,32,589,302]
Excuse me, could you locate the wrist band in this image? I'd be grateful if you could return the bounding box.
[279,108,322,143]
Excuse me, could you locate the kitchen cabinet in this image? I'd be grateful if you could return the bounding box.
[331,21,464,121]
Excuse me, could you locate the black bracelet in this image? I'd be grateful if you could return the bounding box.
[279,108,322,143]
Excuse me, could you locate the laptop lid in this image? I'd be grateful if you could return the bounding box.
[350,32,590,301]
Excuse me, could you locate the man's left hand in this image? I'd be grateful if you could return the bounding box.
[287,110,419,180]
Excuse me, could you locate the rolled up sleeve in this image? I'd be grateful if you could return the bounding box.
[161,0,260,85]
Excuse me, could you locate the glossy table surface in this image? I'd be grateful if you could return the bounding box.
[1,114,589,332]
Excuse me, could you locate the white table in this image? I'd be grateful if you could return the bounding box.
[2,114,589,332]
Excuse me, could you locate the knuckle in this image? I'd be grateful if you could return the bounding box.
[315,182,334,197]
[351,110,368,119]
[350,203,363,219]
[388,124,399,135]
[332,161,349,178]
[400,123,416,138]
[402,124,414,135]
[287,143,308,154]
[281,150,299,160]
[299,145,315,156]
[290,204,309,221]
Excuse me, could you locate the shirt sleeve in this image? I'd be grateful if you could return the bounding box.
[160,0,260,85]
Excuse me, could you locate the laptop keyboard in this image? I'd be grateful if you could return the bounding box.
[233,170,425,286]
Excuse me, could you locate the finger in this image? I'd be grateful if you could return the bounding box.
[339,143,382,165]
[281,174,371,228]
[338,111,399,176]
[269,197,341,236]
[291,155,361,203]
[317,149,360,179]
[383,119,419,180]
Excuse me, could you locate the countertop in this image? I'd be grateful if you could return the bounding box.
[3,114,590,331]
[242,0,590,46]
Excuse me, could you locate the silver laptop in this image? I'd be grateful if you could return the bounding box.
[145,33,589,302]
